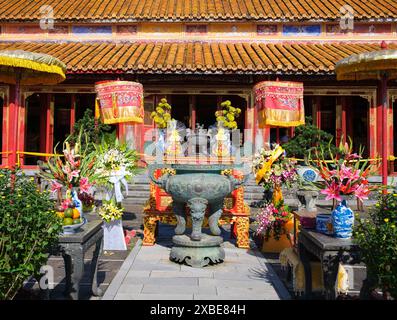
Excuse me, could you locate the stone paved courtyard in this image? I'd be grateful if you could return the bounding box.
[103,224,290,300]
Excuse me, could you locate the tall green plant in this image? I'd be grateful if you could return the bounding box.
[354,193,397,299]
[283,116,337,161]
[68,109,113,154]
[0,169,62,300]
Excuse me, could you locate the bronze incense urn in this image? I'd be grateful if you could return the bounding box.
[148,163,248,267]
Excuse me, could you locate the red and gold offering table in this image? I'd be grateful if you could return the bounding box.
[143,156,251,249]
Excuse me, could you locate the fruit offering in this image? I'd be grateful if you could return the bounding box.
[56,202,82,226]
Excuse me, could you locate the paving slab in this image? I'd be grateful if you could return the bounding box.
[103,224,290,300]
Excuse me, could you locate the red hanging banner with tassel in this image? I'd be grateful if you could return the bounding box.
[94,80,144,124]
[254,81,305,128]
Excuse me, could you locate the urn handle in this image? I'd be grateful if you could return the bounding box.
[148,164,170,189]
[225,172,250,189]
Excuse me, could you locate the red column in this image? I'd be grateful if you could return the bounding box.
[190,95,196,130]
[45,94,54,156]
[369,96,377,159]
[8,84,18,167]
[341,97,347,144]
[70,94,76,133]
[314,96,322,129]
[17,93,26,166]
[380,74,388,188]
[2,92,9,166]
[39,94,47,155]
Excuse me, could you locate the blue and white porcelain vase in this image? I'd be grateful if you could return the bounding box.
[331,199,354,238]
[316,214,333,235]
[71,188,83,218]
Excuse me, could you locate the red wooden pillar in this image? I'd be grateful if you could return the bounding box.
[380,74,388,188]
[341,97,347,143]
[190,95,196,130]
[2,91,9,166]
[70,94,76,133]
[8,84,18,167]
[39,94,47,155]
[315,96,322,129]
[45,94,54,157]
[17,93,27,166]
[369,96,377,159]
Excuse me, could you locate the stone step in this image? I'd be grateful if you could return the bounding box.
[125,191,150,198]
[122,198,148,206]
[128,184,150,191]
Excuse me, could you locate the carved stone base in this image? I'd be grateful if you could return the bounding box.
[170,234,225,268]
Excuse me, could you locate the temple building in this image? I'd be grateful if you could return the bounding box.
[0,0,397,173]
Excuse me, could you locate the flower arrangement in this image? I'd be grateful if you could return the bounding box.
[253,145,298,191]
[215,100,241,130]
[78,192,95,212]
[150,98,173,129]
[98,200,124,223]
[309,139,380,202]
[90,137,139,189]
[39,128,95,193]
[256,201,293,240]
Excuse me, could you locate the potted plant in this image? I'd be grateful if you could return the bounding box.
[354,192,397,299]
[253,144,298,252]
[255,201,294,253]
[283,117,337,163]
[0,169,63,300]
[212,100,241,156]
[150,98,173,153]
[309,139,380,238]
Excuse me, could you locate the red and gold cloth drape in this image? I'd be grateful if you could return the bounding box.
[254,81,305,128]
[95,80,144,124]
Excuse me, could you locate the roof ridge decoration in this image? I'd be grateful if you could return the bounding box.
[0,0,396,22]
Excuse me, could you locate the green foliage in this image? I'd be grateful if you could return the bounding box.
[354,193,397,298]
[0,169,62,300]
[215,100,241,130]
[283,116,337,160]
[68,109,113,154]
[150,98,172,129]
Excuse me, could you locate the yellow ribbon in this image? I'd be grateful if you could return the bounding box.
[255,145,284,184]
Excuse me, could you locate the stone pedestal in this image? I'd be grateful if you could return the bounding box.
[170,234,225,268]
[297,190,319,212]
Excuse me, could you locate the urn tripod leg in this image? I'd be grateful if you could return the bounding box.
[209,200,223,236]
[187,198,208,241]
[173,201,186,235]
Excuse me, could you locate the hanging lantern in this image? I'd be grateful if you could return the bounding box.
[94,80,144,124]
[254,81,305,128]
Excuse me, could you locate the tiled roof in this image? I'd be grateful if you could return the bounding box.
[0,41,395,75]
[0,0,396,22]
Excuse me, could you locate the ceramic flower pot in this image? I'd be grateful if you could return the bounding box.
[103,219,127,251]
[316,214,333,235]
[261,219,294,253]
[331,200,354,238]
[272,183,283,204]
[71,188,83,218]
